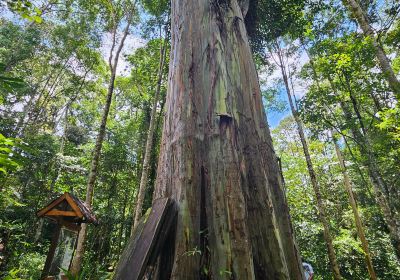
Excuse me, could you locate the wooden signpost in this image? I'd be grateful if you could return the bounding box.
[113,197,177,280]
[37,192,97,279]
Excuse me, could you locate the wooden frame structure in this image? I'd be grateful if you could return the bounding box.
[37,192,97,226]
[37,192,97,279]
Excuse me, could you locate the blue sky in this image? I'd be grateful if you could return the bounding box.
[266,86,291,128]
[267,107,289,129]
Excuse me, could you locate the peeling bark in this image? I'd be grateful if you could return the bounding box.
[151,1,304,279]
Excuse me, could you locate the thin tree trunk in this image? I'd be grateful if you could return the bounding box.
[26,57,72,131]
[15,94,35,137]
[132,31,168,231]
[304,48,384,271]
[34,76,90,242]
[49,103,69,190]
[327,77,400,260]
[275,43,342,280]
[306,45,400,259]
[306,44,387,201]
[117,187,129,255]
[333,137,377,280]
[148,1,304,279]
[343,0,400,98]
[343,93,400,259]
[69,7,135,275]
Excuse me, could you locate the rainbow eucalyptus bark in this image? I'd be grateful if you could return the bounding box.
[150,0,304,279]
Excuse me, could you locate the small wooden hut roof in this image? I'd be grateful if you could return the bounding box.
[37,192,97,225]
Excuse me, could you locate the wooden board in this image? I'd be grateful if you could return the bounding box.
[113,198,177,280]
[46,210,77,217]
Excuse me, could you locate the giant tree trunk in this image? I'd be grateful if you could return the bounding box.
[343,0,400,98]
[275,44,342,280]
[69,10,134,275]
[333,137,377,280]
[132,34,168,230]
[150,1,304,279]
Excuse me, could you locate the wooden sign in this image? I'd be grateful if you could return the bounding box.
[114,198,177,280]
[37,193,97,279]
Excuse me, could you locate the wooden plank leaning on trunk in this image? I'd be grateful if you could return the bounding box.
[113,197,177,280]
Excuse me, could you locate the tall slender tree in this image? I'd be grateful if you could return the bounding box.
[333,135,377,280]
[329,77,400,259]
[69,2,136,275]
[308,44,400,259]
[132,26,168,230]
[301,44,378,278]
[343,0,400,98]
[302,43,400,260]
[273,42,342,280]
